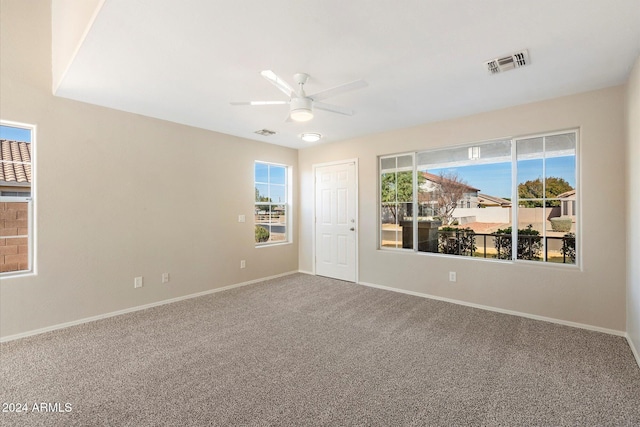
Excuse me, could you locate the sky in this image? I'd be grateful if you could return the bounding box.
[429,156,576,198]
[255,163,286,203]
[0,125,31,142]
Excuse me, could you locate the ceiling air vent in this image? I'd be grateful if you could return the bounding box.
[485,49,530,75]
[254,129,276,136]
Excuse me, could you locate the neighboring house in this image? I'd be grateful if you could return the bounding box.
[477,193,512,208]
[557,189,576,217]
[418,171,480,213]
[0,139,32,196]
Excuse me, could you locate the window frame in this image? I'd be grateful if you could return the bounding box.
[254,161,292,247]
[513,129,579,266]
[377,129,579,268]
[0,120,36,278]
[379,153,416,250]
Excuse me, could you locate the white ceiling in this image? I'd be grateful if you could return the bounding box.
[54,0,640,149]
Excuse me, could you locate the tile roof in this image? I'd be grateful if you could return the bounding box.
[557,189,576,198]
[0,140,32,184]
[477,193,512,206]
[421,171,481,193]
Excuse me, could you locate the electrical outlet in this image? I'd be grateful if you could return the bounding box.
[238,214,245,223]
[134,276,143,288]
[162,273,170,283]
[240,260,246,269]
[449,272,456,282]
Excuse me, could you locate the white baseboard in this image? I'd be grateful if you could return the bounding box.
[0,271,298,343]
[357,280,626,337]
[298,269,314,275]
[627,334,640,369]
[4,271,632,352]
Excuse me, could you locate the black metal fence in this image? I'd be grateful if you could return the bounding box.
[431,230,576,264]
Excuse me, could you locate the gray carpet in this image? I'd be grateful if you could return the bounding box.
[1,273,639,426]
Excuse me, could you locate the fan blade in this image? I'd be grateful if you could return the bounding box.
[314,101,354,116]
[230,101,288,106]
[261,70,295,98]
[308,79,367,101]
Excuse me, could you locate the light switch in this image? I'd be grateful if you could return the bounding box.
[238,214,246,223]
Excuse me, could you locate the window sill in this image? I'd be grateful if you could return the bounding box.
[0,271,36,280]
[255,241,293,249]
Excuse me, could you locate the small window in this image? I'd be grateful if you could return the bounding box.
[1,121,35,276]
[255,162,290,245]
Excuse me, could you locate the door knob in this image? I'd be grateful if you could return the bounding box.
[350,227,355,231]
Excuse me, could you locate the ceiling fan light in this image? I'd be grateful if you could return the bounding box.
[301,133,322,142]
[290,97,313,122]
[290,108,314,122]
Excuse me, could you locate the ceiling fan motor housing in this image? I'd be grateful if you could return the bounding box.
[290,97,313,121]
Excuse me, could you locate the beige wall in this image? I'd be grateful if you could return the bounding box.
[1,0,635,343]
[299,85,627,332]
[0,0,298,338]
[626,55,640,361]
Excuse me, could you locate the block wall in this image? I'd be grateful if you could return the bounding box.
[0,202,29,273]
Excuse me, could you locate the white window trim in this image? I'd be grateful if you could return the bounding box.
[254,160,292,247]
[0,119,37,278]
[379,153,415,250]
[377,129,579,268]
[512,129,580,268]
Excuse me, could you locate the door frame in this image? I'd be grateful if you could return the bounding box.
[312,158,359,283]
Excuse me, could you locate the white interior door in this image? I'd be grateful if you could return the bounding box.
[315,162,357,282]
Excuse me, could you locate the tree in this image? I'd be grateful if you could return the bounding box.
[561,232,576,264]
[518,177,573,207]
[381,171,425,222]
[421,172,470,226]
[255,187,271,202]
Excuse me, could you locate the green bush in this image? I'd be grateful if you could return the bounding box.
[255,225,270,243]
[561,232,576,263]
[493,224,542,260]
[550,217,572,232]
[438,227,476,256]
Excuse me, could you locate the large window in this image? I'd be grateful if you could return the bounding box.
[379,130,578,265]
[255,162,289,245]
[1,121,35,275]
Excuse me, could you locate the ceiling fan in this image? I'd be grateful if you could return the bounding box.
[231,70,367,122]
